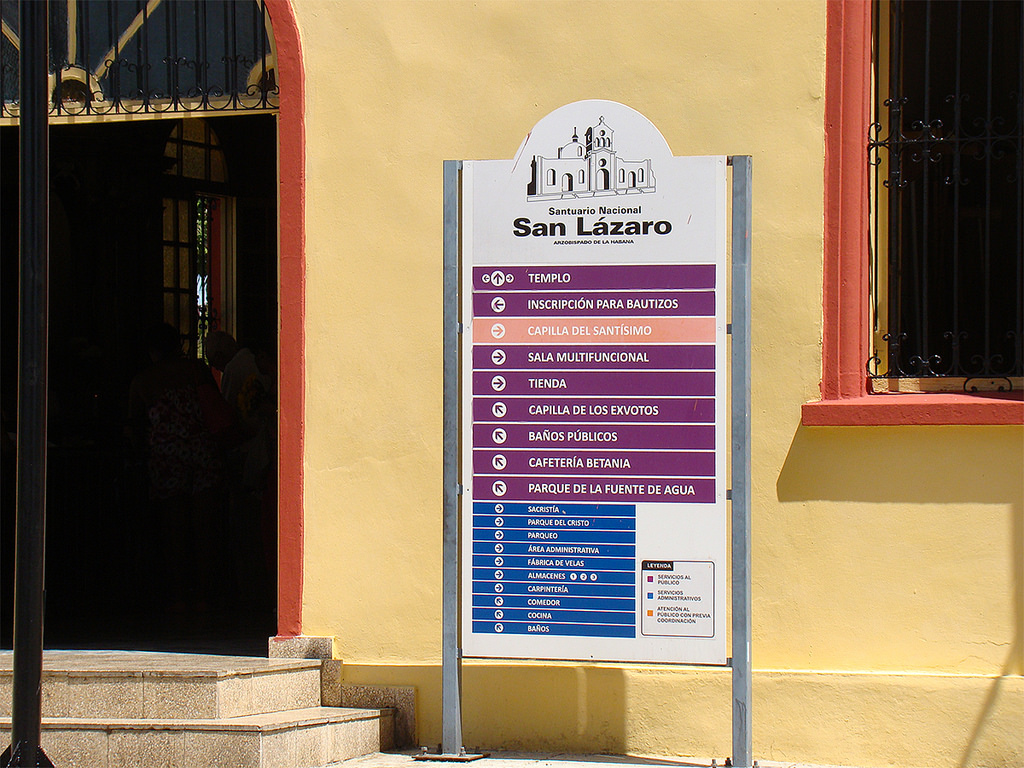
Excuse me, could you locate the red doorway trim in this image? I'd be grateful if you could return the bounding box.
[802,0,1023,426]
[265,0,304,637]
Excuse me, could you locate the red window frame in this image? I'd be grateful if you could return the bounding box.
[801,0,1023,426]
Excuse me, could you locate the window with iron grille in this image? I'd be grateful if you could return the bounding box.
[0,0,278,120]
[869,0,1023,391]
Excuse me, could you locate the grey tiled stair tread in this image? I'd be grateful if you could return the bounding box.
[0,706,393,731]
[0,650,321,677]
[0,650,325,720]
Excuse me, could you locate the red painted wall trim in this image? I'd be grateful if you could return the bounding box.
[821,0,871,401]
[266,0,304,637]
[803,394,1024,426]
[806,0,1022,426]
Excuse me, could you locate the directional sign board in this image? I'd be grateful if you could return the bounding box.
[460,101,728,664]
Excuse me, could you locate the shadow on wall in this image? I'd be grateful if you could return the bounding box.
[342,662,733,756]
[777,424,1023,768]
[777,425,1021,507]
[338,663,636,754]
[461,664,629,753]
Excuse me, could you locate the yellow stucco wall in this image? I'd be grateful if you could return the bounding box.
[291,2,1023,766]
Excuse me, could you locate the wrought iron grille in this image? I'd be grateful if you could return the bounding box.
[868,0,1023,384]
[0,0,278,119]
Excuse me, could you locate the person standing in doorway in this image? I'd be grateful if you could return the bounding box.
[128,323,224,614]
[205,330,273,609]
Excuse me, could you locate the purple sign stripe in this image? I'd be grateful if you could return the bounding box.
[473,397,716,424]
[473,345,715,371]
[474,371,715,397]
[473,449,715,477]
[475,476,715,504]
[474,423,715,451]
[474,291,714,318]
[473,265,715,292]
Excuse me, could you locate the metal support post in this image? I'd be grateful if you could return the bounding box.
[440,159,464,757]
[3,0,55,766]
[729,155,753,768]
[424,160,485,763]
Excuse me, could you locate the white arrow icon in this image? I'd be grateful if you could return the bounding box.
[494,623,504,632]
[494,504,504,513]
[491,375,506,392]
[491,428,507,444]
[494,610,504,619]
[490,296,506,313]
[492,454,507,471]
[490,271,506,287]
[494,570,504,579]
[494,530,504,540]
[492,480,507,497]
[494,583,504,592]
[491,349,507,365]
[494,557,504,566]
[494,595,504,605]
[494,517,504,527]
[490,323,506,339]
[494,543,504,553]
[492,402,507,418]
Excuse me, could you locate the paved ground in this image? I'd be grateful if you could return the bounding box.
[342,749,859,768]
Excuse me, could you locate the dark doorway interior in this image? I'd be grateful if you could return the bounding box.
[1,114,278,655]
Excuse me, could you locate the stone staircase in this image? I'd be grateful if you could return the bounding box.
[0,650,394,767]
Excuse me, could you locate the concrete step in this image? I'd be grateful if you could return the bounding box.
[0,651,322,719]
[0,705,395,768]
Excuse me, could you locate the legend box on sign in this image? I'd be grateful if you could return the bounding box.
[640,560,715,638]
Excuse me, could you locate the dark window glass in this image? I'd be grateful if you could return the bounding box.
[870,0,1023,382]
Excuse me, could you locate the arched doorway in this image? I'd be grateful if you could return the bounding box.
[0,0,291,654]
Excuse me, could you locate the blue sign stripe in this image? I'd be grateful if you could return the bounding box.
[474,530,636,544]
[472,621,636,638]
[472,555,634,570]
[473,502,636,516]
[473,568,635,584]
[473,515,636,530]
[472,595,636,611]
[473,581,635,598]
[472,542,636,557]
[473,608,635,624]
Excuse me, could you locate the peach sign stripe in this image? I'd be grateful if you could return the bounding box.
[473,316,716,344]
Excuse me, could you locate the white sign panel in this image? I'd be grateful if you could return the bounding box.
[460,101,727,664]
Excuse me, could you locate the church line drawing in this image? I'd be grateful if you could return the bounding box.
[527,116,656,200]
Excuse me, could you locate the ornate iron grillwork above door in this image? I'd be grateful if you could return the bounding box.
[0,0,278,119]
[868,0,1023,387]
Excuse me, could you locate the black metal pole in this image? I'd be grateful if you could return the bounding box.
[5,0,52,765]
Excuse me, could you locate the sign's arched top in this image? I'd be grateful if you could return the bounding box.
[512,100,674,173]
[468,100,722,267]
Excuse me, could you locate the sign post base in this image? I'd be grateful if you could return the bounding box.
[1,743,56,768]
[414,748,489,762]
